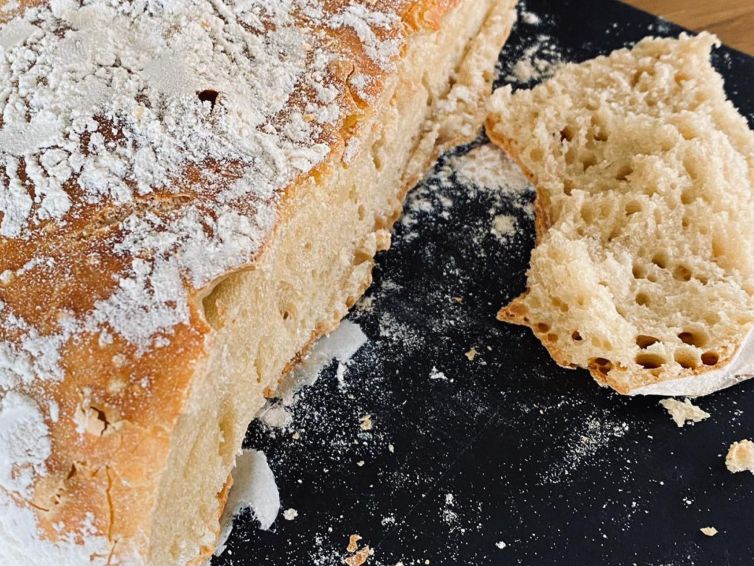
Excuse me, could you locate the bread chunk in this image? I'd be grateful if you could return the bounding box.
[0,0,517,563]
[487,34,754,396]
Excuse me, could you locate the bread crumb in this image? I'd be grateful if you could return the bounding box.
[347,535,362,553]
[495,541,507,549]
[465,347,478,361]
[700,527,718,537]
[451,296,463,303]
[356,460,365,467]
[359,414,373,431]
[726,439,754,474]
[659,398,710,427]
[283,508,298,521]
[344,545,372,566]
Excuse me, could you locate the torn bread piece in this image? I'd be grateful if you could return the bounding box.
[659,398,710,428]
[726,440,754,475]
[0,0,517,563]
[486,33,754,396]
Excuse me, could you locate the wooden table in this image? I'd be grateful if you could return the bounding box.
[624,0,754,55]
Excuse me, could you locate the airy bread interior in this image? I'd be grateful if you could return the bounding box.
[148,1,514,562]
[486,33,754,395]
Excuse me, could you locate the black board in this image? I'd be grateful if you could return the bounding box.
[214,1,754,564]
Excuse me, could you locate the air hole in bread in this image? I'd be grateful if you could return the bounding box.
[546,333,558,343]
[357,204,367,221]
[217,407,237,462]
[635,292,650,306]
[529,147,544,163]
[201,277,232,329]
[673,264,692,281]
[712,236,725,260]
[681,190,694,205]
[508,303,528,317]
[676,123,696,141]
[636,335,658,348]
[581,203,595,224]
[581,152,598,169]
[588,357,613,375]
[625,200,642,215]
[701,351,719,366]
[552,297,569,312]
[560,125,575,142]
[571,330,582,341]
[635,352,665,369]
[563,178,575,195]
[651,252,668,269]
[674,349,699,369]
[674,71,690,85]
[632,263,647,279]
[535,322,550,333]
[683,155,700,181]
[646,272,658,283]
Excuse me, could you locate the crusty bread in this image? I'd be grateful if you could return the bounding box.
[0,1,516,564]
[486,33,754,396]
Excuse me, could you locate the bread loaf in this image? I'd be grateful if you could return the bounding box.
[0,0,516,563]
[486,34,754,396]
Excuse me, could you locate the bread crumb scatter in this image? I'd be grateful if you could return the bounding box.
[495,541,507,549]
[465,347,478,361]
[659,398,710,427]
[359,414,373,431]
[700,527,718,537]
[283,508,298,521]
[344,544,373,566]
[504,35,563,83]
[726,439,754,474]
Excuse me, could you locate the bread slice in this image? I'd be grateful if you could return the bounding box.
[486,33,754,396]
[0,1,516,563]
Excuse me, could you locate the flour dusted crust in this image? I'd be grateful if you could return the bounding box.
[0,0,516,563]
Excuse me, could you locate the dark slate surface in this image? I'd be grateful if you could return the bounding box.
[214,1,754,564]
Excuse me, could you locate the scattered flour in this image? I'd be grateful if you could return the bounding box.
[258,320,368,430]
[540,417,629,484]
[429,367,448,381]
[215,449,280,557]
[505,35,564,83]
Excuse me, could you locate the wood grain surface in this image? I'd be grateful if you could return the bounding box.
[624,0,754,55]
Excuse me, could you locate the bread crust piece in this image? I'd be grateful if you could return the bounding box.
[486,33,754,396]
[0,0,516,564]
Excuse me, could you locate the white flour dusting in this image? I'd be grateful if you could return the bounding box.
[540,417,629,484]
[258,320,368,430]
[215,449,280,557]
[505,35,564,83]
[0,392,50,497]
